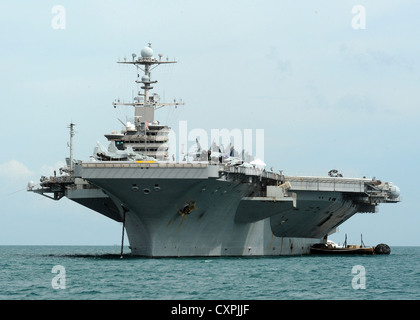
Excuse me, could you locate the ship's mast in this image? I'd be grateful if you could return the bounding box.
[68,122,75,174]
[113,43,184,123]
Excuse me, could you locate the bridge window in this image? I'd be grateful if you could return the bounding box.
[115,140,124,150]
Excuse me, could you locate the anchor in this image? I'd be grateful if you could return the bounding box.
[178,201,197,219]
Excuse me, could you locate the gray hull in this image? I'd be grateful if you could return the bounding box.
[64,162,367,257]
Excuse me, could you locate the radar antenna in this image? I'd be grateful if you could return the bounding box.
[113,43,184,123]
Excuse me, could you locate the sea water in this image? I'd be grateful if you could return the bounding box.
[0,246,418,300]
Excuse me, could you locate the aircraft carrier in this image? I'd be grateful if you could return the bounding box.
[28,44,401,257]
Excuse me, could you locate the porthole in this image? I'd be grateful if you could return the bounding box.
[143,188,150,194]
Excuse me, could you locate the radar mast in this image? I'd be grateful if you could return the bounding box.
[113,43,184,123]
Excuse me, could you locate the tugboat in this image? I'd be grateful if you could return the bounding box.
[310,235,391,255]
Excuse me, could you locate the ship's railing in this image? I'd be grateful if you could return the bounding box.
[123,136,169,143]
[81,162,210,168]
[283,175,365,193]
[70,183,99,190]
[221,165,282,181]
[40,175,75,186]
[128,142,168,148]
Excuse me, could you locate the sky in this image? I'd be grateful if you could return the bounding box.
[0,0,419,246]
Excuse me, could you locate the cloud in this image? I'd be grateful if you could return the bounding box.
[339,43,414,71]
[0,160,34,184]
[40,161,66,177]
[266,46,292,81]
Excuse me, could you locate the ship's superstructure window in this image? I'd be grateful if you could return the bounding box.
[116,141,124,150]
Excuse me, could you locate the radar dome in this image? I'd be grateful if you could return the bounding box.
[389,185,400,198]
[142,75,150,82]
[141,46,153,58]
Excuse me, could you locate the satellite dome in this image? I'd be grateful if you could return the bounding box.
[389,185,400,198]
[27,181,35,190]
[141,46,153,58]
[142,75,150,82]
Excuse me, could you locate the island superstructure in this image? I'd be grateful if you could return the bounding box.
[28,44,401,257]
